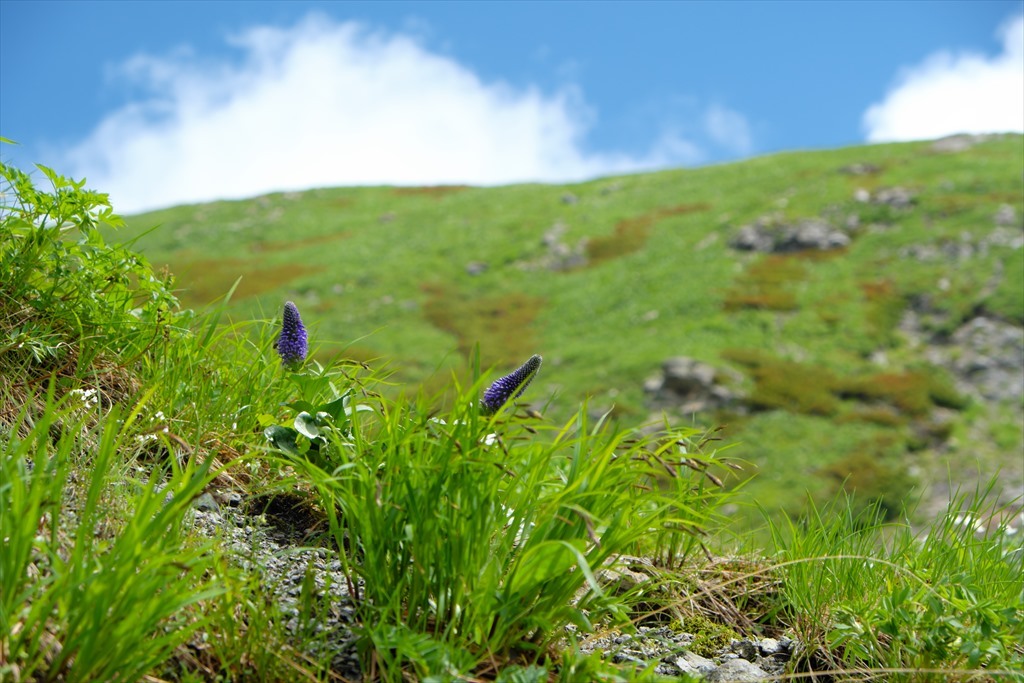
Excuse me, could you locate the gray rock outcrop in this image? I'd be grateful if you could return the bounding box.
[645,357,744,414]
[730,216,850,253]
[943,316,1024,402]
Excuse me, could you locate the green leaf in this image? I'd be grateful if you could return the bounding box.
[285,400,318,414]
[319,393,350,422]
[294,411,320,440]
[506,540,584,596]
[345,403,374,416]
[263,425,299,455]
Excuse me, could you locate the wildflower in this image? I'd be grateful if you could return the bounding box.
[69,387,99,408]
[481,354,542,414]
[276,301,308,368]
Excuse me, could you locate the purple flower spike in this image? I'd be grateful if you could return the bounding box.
[481,354,542,414]
[276,301,308,368]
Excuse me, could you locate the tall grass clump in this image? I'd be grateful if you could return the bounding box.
[761,487,1024,681]
[0,388,225,681]
[268,336,735,680]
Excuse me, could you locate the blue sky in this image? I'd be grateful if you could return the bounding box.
[1,1,1021,213]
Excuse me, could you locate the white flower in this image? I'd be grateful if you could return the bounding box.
[69,387,99,408]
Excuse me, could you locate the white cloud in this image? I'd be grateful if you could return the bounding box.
[62,15,731,214]
[863,14,1024,142]
[704,104,753,155]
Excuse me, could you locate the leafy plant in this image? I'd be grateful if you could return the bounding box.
[260,301,373,469]
[0,151,184,386]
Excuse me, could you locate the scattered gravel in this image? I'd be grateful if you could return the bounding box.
[576,625,796,681]
[189,503,363,680]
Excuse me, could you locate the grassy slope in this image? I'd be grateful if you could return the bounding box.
[5,140,1023,682]
[120,136,1024,528]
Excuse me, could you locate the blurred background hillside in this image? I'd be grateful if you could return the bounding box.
[2,1,1021,533]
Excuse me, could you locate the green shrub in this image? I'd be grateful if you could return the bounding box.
[722,348,839,416]
[723,255,806,312]
[0,155,183,391]
[835,367,967,417]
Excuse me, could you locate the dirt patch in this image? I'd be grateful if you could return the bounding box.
[392,185,471,198]
[161,257,324,307]
[586,203,710,266]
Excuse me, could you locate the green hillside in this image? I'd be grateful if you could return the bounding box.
[123,135,1024,529]
[3,138,1022,681]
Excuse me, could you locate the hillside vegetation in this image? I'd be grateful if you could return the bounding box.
[124,134,1024,530]
[1,137,1021,682]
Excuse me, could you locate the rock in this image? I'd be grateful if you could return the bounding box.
[561,192,579,205]
[645,357,744,414]
[931,133,995,153]
[853,186,916,208]
[730,216,850,253]
[194,492,220,512]
[872,186,916,208]
[730,638,759,661]
[706,658,768,681]
[596,565,651,595]
[520,220,588,271]
[670,651,717,675]
[465,261,488,276]
[903,311,1024,402]
[947,317,1024,401]
[839,162,881,176]
[758,638,781,656]
[994,203,1019,227]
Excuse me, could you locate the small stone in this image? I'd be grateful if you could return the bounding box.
[706,658,768,682]
[194,492,220,512]
[873,186,915,208]
[561,192,579,205]
[994,204,1018,226]
[731,638,759,661]
[758,637,781,656]
[673,651,717,675]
